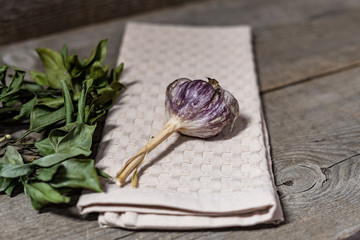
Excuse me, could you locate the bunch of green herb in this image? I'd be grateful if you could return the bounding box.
[0,39,124,209]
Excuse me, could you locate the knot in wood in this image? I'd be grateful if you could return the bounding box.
[276,164,327,194]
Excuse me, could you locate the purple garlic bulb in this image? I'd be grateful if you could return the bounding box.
[165,78,239,138]
[116,78,239,187]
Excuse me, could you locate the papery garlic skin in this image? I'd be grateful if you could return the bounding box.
[116,78,239,186]
[165,78,239,138]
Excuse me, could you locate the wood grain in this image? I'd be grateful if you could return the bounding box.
[2,0,360,91]
[0,0,204,46]
[1,0,360,239]
[256,8,360,92]
[261,67,360,239]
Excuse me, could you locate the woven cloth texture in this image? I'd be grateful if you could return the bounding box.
[77,22,283,229]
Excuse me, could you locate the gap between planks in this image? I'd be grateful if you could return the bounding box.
[260,61,360,95]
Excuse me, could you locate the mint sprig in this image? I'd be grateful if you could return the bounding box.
[0,39,124,210]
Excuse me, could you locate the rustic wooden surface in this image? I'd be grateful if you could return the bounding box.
[0,0,204,46]
[1,0,360,239]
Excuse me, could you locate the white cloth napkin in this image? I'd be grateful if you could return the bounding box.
[77,22,283,229]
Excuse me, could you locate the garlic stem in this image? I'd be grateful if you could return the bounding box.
[116,117,181,186]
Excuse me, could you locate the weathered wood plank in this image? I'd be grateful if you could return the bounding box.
[1,0,360,239]
[1,0,360,92]
[256,8,360,92]
[0,0,205,46]
[261,67,360,239]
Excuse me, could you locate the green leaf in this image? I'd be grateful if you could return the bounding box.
[5,180,18,196]
[61,79,74,124]
[94,88,121,111]
[111,62,124,82]
[0,163,32,178]
[96,168,111,179]
[24,182,70,210]
[36,164,61,181]
[50,158,102,192]
[32,123,96,167]
[21,81,44,92]
[30,71,48,86]
[30,152,73,167]
[90,61,107,85]
[84,39,107,67]
[0,64,8,87]
[76,79,93,123]
[80,58,88,65]
[49,122,95,156]
[0,147,31,178]
[34,137,55,156]
[76,86,86,124]
[35,48,71,89]
[36,48,65,71]
[84,104,94,124]
[0,177,13,192]
[37,97,64,108]
[15,105,64,139]
[61,44,68,68]
[66,54,84,78]
[46,69,71,89]
[94,88,116,106]
[111,81,124,92]
[13,96,38,120]
[89,109,106,125]
[29,106,66,133]
[0,69,25,101]
[1,146,24,165]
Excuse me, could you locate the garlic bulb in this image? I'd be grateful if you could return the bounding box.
[116,78,239,186]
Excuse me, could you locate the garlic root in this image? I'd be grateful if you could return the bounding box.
[116,117,181,186]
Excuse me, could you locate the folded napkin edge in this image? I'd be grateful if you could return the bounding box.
[77,185,279,215]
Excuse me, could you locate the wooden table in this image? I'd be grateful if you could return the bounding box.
[1,0,360,239]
